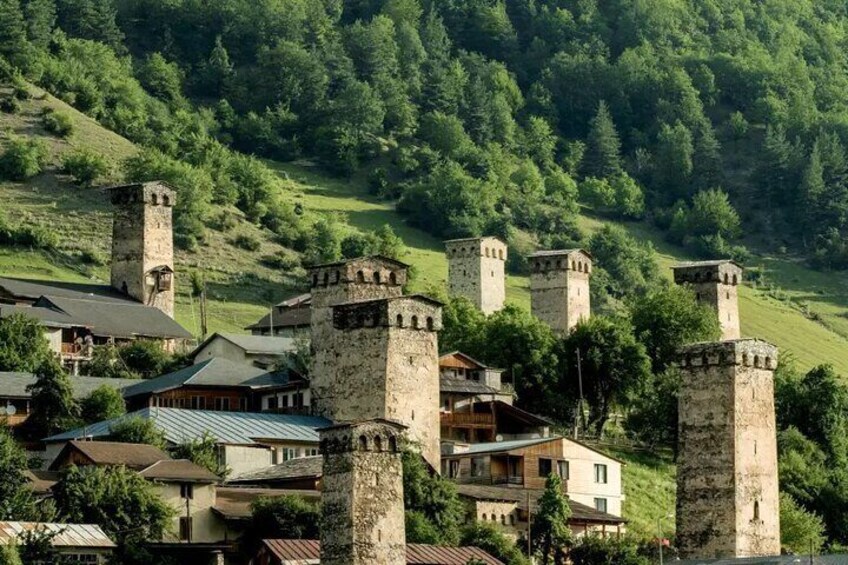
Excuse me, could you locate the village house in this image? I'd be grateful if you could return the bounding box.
[246,294,311,338]
[43,408,330,476]
[191,332,301,368]
[251,539,504,565]
[0,522,116,563]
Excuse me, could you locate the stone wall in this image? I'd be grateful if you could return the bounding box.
[320,420,406,565]
[529,250,592,334]
[676,339,780,559]
[109,182,175,318]
[320,296,443,471]
[445,237,506,315]
[673,262,743,340]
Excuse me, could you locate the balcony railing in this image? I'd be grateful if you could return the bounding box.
[454,474,524,486]
[60,343,92,359]
[441,412,495,426]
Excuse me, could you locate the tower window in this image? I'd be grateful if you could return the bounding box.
[753,501,760,521]
[312,274,318,287]
[733,274,738,285]
[389,272,397,285]
[374,435,382,452]
[426,317,434,330]
[412,315,419,329]
[163,194,170,206]
[498,250,504,260]
[374,271,381,284]
[396,314,404,327]
[356,271,365,283]
[359,435,368,450]
[571,261,576,270]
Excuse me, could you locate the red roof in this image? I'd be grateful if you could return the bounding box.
[261,539,504,564]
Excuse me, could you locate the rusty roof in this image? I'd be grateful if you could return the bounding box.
[0,522,115,549]
[262,539,504,564]
[138,459,219,483]
[25,470,60,495]
[49,440,170,471]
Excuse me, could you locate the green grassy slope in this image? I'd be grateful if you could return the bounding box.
[608,448,677,539]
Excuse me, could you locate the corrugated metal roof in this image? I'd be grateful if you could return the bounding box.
[0,372,138,399]
[0,277,133,304]
[443,436,558,456]
[262,539,504,564]
[0,522,115,548]
[217,333,299,355]
[439,376,499,395]
[121,358,271,398]
[44,407,330,445]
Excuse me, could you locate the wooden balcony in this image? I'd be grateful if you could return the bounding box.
[60,343,92,360]
[454,474,524,486]
[441,412,495,427]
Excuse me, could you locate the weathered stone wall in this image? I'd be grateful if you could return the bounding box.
[321,296,443,471]
[529,250,591,334]
[676,339,780,559]
[673,262,742,340]
[110,183,176,318]
[320,420,406,565]
[445,237,506,315]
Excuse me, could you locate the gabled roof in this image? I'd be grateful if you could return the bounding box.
[139,459,219,483]
[25,470,60,495]
[0,522,116,549]
[0,373,138,400]
[44,408,331,446]
[49,440,170,471]
[439,377,500,395]
[277,293,312,309]
[213,487,320,520]
[0,277,133,304]
[261,539,504,565]
[438,351,489,370]
[443,436,558,457]
[227,456,322,484]
[121,358,297,399]
[192,332,299,357]
[0,304,78,329]
[247,295,313,331]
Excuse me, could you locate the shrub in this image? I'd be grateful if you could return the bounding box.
[0,136,49,180]
[728,111,749,139]
[579,177,615,208]
[231,233,261,251]
[62,149,110,186]
[77,247,106,265]
[41,110,74,137]
[0,97,19,113]
[260,250,300,270]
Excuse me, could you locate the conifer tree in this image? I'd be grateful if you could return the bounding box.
[23,0,55,50]
[757,126,792,204]
[802,144,827,232]
[203,35,232,97]
[0,0,29,65]
[692,120,723,192]
[654,120,694,199]
[531,473,572,565]
[583,100,622,179]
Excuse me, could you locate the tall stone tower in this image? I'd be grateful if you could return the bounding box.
[528,249,592,334]
[108,182,176,318]
[676,339,780,559]
[319,295,442,471]
[444,236,507,315]
[320,419,407,565]
[672,260,742,340]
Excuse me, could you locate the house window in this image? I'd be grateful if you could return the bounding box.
[214,397,230,411]
[443,398,450,411]
[539,458,553,477]
[267,396,278,410]
[282,395,289,408]
[190,396,205,410]
[179,516,193,541]
[594,498,607,513]
[448,460,460,479]
[283,448,298,461]
[180,483,194,500]
[471,457,486,478]
[305,448,319,457]
[594,464,608,484]
[558,460,569,480]
[295,392,305,408]
[240,397,248,411]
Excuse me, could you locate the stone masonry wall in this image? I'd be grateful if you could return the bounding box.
[676,339,780,559]
[445,237,506,315]
[324,296,442,471]
[529,251,591,334]
[320,421,406,565]
[673,262,742,341]
[110,183,175,318]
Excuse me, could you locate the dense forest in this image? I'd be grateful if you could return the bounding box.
[3,0,848,270]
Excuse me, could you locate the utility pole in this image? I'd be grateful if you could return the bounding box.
[526,491,532,563]
[657,515,663,565]
[574,348,586,439]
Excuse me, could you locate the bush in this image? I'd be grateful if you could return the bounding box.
[579,177,615,208]
[62,149,110,186]
[231,233,261,251]
[728,111,749,139]
[0,136,49,180]
[77,247,106,265]
[260,250,300,270]
[0,97,19,114]
[41,110,74,137]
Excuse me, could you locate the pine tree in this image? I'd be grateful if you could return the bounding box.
[692,120,723,192]
[801,144,826,233]
[531,473,572,565]
[0,0,29,64]
[203,35,232,97]
[583,100,623,179]
[654,120,694,200]
[23,0,55,50]
[26,357,78,437]
[757,126,792,204]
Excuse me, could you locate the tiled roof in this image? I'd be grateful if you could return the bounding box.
[0,372,138,399]
[227,456,322,484]
[138,459,219,482]
[192,333,300,357]
[439,376,500,395]
[261,539,504,565]
[49,440,170,470]
[121,358,268,398]
[213,487,320,519]
[455,485,625,524]
[0,522,116,548]
[44,407,331,446]
[443,437,558,456]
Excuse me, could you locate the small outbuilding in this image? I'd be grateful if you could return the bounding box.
[0,522,115,563]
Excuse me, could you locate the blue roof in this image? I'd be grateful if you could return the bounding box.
[44,408,331,446]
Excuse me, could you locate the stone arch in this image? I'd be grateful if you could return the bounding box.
[373,271,381,284]
[694,272,701,282]
[724,273,729,285]
[389,436,398,452]
[733,274,738,285]
[461,247,466,254]
[389,272,397,285]
[498,249,504,260]
[556,260,562,269]
[765,356,772,369]
[356,270,365,283]
[545,260,551,270]
[742,353,749,366]
[162,194,170,206]
[571,260,576,270]
[754,355,760,368]
[374,435,383,452]
[412,315,419,329]
[359,435,368,451]
[501,515,506,525]
[151,193,159,205]
[485,247,490,258]
[396,314,404,327]
[426,317,434,331]
[534,262,541,272]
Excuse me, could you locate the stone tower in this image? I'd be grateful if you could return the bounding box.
[320,419,407,565]
[672,260,742,340]
[108,182,176,318]
[676,339,780,559]
[444,236,507,315]
[528,249,592,334]
[317,294,442,471]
